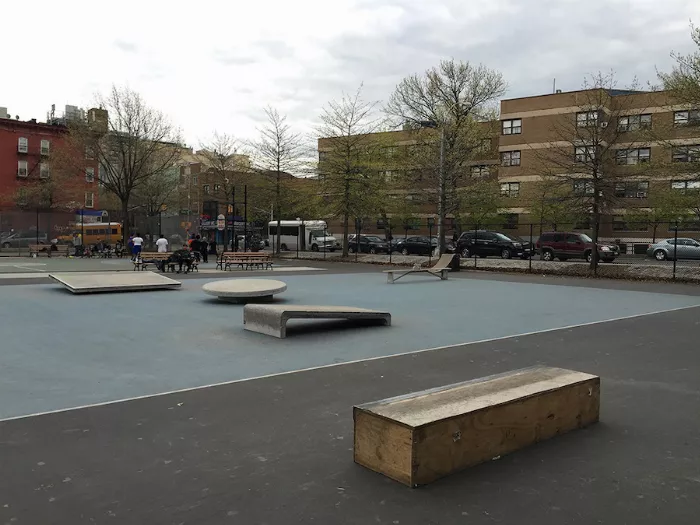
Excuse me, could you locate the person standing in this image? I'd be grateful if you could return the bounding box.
[132,233,144,260]
[197,234,208,263]
[155,234,169,253]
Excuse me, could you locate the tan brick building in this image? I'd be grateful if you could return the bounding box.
[318,88,700,246]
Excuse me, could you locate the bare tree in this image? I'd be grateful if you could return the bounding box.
[385,59,506,254]
[659,24,700,106]
[658,25,700,227]
[317,86,386,256]
[249,107,308,254]
[69,86,182,242]
[198,133,245,249]
[528,72,651,270]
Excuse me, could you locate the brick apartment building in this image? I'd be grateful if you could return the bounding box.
[0,107,100,234]
[317,88,700,245]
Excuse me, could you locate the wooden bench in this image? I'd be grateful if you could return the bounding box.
[29,244,70,257]
[353,366,600,487]
[383,254,454,283]
[133,252,199,273]
[217,252,273,271]
[243,304,391,338]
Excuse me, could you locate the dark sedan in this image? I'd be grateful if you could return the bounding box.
[393,236,436,256]
[348,235,390,254]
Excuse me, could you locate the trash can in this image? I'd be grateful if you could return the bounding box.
[448,253,460,272]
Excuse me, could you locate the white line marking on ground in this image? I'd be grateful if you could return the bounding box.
[2,303,699,423]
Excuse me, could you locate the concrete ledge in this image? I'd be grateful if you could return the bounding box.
[243,304,391,338]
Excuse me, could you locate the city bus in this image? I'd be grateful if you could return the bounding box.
[267,220,338,252]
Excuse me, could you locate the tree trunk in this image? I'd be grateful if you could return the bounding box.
[590,202,600,273]
[121,200,130,244]
[342,212,349,257]
[275,170,281,255]
[652,224,657,244]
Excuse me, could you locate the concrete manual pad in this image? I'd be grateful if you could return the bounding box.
[49,271,181,294]
[244,304,391,338]
[202,278,287,302]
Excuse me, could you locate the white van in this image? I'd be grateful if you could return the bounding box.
[268,220,338,251]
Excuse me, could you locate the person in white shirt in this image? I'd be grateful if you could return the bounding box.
[155,234,169,253]
[132,233,144,260]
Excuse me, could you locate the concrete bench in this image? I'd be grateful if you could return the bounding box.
[243,304,391,338]
[49,271,182,294]
[354,366,600,487]
[383,254,454,283]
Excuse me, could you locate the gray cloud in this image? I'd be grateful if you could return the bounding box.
[213,49,257,66]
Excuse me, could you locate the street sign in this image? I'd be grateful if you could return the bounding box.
[217,214,225,231]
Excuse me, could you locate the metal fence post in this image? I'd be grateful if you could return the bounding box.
[529,223,533,273]
[323,225,326,260]
[474,223,478,268]
[388,221,392,265]
[673,221,678,280]
[355,218,360,262]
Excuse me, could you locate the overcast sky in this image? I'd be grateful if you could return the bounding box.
[1,0,698,147]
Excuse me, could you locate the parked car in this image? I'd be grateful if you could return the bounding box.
[393,236,436,256]
[456,231,531,259]
[536,232,619,262]
[348,235,390,254]
[647,238,700,260]
[1,231,49,248]
[430,237,456,253]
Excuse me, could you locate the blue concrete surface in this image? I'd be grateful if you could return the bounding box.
[2,273,700,419]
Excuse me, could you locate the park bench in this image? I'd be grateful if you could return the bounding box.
[243,304,391,338]
[29,244,70,258]
[383,254,454,283]
[217,252,273,271]
[354,366,600,487]
[133,252,198,273]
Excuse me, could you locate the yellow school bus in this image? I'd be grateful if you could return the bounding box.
[58,223,123,246]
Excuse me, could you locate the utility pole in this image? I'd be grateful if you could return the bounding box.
[231,186,236,251]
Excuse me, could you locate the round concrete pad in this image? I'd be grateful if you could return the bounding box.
[202,279,287,302]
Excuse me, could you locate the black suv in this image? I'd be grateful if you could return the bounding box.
[456,231,531,259]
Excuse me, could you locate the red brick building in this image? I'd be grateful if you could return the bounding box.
[0,115,99,234]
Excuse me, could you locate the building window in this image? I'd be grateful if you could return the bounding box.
[672,145,700,163]
[676,219,700,231]
[576,111,598,127]
[85,147,95,160]
[501,214,519,230]
[18,137,28,153]
[17,160,28,177]
[85,192,95,208]
[671,180,700,193]
[613,215,648,231]
[500,182,520,198]
[500,150,521,167]
[40,163,50,179]
[192,175,198,185]
[618,114,652,131]
[616,148,651,165]
[614,181,649,198]
[85,167,95,182]
[502,119,522,135]
[318,151,328,162]
[40,140,50,156]
[674,110,700,127]
[574,146,596,162]
[470,165,490,178]
[214,184,221,191]
[203,184,210,194]
[573,179,595,195]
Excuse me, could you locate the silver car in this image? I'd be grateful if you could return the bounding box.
[647,238,700,261]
